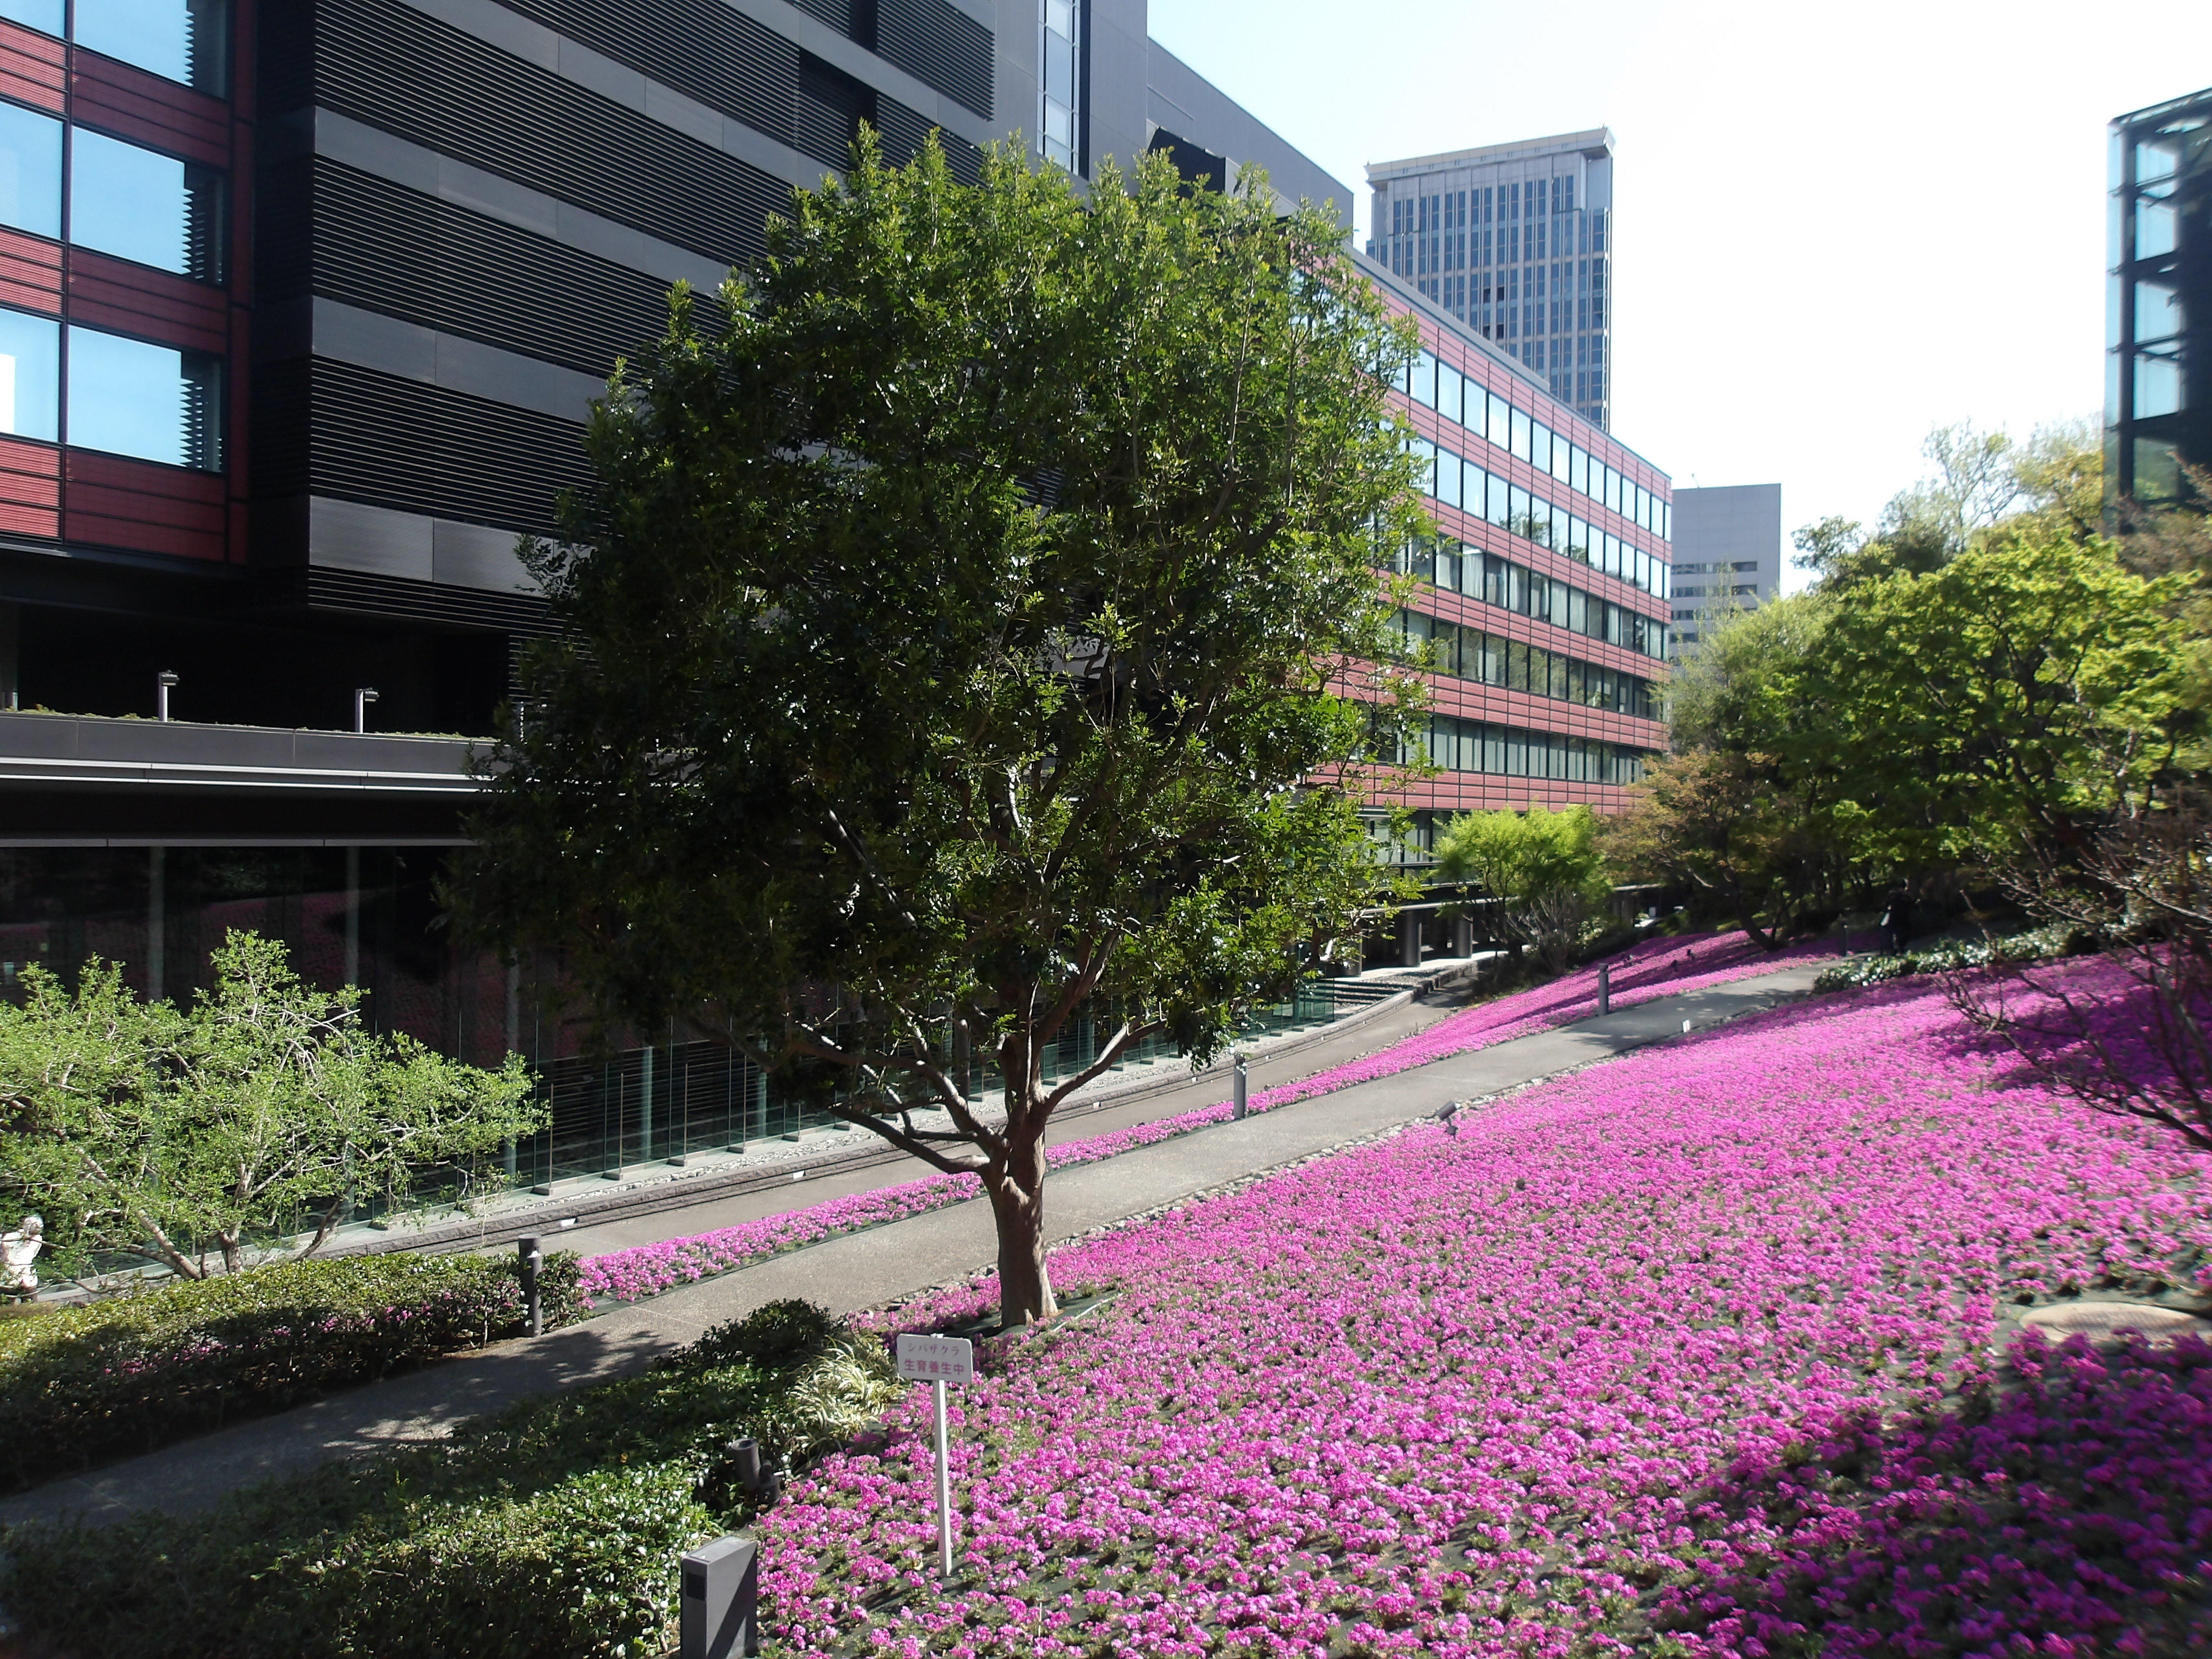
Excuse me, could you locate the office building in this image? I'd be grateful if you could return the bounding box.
[1668,483,1781,649]
[2107,86,2209,512]
[0,0,1661,1185]
[1366,130,1615,429]
[1361,253,1670,866]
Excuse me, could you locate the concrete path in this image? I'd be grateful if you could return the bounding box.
[0,963,1827,1528]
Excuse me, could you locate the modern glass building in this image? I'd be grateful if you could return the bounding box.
[2107,86,2209,510]
[1366,131,1616,430]
[1668,483,1782,651]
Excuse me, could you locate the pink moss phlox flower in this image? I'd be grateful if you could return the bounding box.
[749,961,2212,1656]
[580,932,1841,1303]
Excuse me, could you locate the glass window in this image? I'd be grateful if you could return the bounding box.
[1485,469,1508,529]
[1436,361,1463,426]
[69,129,225,281]
[1507,484,1529,541]
[0,102,61,240]
[1551,434,1571,483]
[1531,421,1551,473]
[1569,445,1587,496]
[0,2,63,35]
[2135,277,2184,344]
[1039,0,1080,171]
[1435,446,1461,510]
[1412,349,1438,409]
[2135,196,2176,260]
[0,305,59,441]
[2135,345,2183,420]
[1486,392,1509,448]
[1510,406,1531,463]
[74,1,229,96]
[1528,493,1551,550]
[1460,380,1485,440]
[66,324,222,468]
[1411,436,1436,496]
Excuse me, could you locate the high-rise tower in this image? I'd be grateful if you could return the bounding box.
[1367,130,1614,430]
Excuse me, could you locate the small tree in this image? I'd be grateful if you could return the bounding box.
[1432,805,1608,970]
[458,135,1422,1326]
[0,931,541,1280]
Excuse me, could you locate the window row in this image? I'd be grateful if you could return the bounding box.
[1396,608,1659,719]
[1407,439,1669,601]
[0,103,224,282]
[1038,0,1080,171]
[1674,561,1762,575]
[1397,349,1665,540]
[0,0,228,96]
[1671,584,1759,600]
[1408,714,1650,787]
[1393,537,1669,662]
[0,308,223,470]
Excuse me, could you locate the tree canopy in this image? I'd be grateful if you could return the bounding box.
[1433,805,1607,969]
[459,135,1423,1324]
[0,932,539,1281]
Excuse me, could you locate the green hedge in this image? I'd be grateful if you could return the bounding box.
[0,1250,587,1492]
[1813,920,2102,992]
[0,1299,894,1659]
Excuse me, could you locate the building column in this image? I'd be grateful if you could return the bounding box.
[146,846,166,1002]
[1399,911,1422,969]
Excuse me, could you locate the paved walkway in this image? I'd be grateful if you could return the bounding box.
[0,963,1827,1528]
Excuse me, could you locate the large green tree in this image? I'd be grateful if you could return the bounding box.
[1432,805,1607,969]
[458,137,1422,1324]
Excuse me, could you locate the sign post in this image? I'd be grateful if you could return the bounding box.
[894,1333,974,1578]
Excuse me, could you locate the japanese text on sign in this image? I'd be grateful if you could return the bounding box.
[895,1332,974,1385]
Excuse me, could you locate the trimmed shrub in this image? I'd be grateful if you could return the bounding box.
[1813,920,2101,992]
[0,1300,875,1659]
[0,1250,586,1492]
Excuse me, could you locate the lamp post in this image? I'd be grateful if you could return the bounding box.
[156,670,177,722]
[354,686,379,733]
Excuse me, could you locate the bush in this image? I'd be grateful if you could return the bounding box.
[0,1298,884,1659]
[0,1250,586,1492]
[1813,920,2101,991]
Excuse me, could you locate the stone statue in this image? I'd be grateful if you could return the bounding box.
[2,1214,43,1296]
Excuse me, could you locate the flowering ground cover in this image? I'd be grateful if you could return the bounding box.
[754,965,2212,1656]
[581,932,1840,1305]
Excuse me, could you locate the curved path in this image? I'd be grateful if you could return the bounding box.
[0,963,1826,1528]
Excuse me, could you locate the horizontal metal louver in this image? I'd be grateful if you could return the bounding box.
[493,0,799,148]
[265,157,720,378]
[878,0,993,120]
[287,0,790,269]
[256,358,591,535]
[876,97,982,185]
[284,566,555,633]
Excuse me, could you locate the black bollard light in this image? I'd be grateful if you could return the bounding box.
[516,1235,542,1337]
[1597,962,1611,1017]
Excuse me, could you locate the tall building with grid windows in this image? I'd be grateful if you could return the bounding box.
[1366,130,1614,430]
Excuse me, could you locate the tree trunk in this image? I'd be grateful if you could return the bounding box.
[986,1116,1057,1328]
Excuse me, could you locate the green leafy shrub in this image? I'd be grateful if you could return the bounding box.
[0,1250,586,1492]
[1813,920,2101,992]
[0,1299,889,1659]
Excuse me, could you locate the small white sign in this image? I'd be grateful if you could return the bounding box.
[895,1333,974,1385]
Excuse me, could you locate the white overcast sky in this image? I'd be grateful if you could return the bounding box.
[1147,0,2212,590]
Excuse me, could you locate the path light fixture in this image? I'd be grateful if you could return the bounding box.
[156,670,177,722]
[354,686,379,733]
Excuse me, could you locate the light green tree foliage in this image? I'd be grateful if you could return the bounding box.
[1433,805,1608,969]
[1604,595,1855,945]
[1792,527,2194,869]
[0,932,541,1280]
[1791,419,2103,589]
[457,135,1424,1325]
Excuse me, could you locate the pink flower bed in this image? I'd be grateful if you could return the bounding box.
[754,965,2212,1657]
[578,932,1843,1304]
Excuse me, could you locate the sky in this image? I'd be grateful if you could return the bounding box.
[1147,0,2212,591]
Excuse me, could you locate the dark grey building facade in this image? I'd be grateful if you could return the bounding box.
[0,0,1361,1187]
[2107,85,2210,511]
